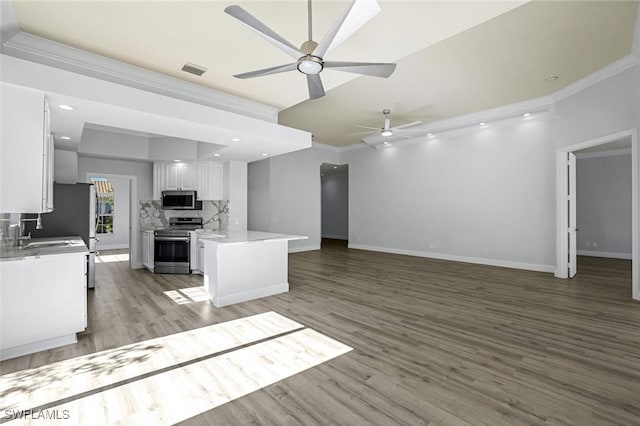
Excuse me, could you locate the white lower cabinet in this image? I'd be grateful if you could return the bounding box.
[0,252,87,360]
[142,231,155,271]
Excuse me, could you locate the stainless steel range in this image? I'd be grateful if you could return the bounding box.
[154,217,203,274]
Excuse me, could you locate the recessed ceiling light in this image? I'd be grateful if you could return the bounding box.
[545,75,559,81]
[213,153,221,157]
[232,138,240,142]
[261,153,268,157]
[383,141,389,145]
[174,159,180,162]
[59,136,71,140]
[333,166,338,169]
[58,104,75,111]
[427,133,433,137]
[479,122,487,126]
[523,112,531,117]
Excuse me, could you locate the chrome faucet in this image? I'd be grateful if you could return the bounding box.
[17,213,43,246]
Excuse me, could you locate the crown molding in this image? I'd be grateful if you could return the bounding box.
[1,31,278,123]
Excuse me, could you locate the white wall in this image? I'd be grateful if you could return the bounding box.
[577,153,632,258]
[248,159,270,232]
[321,172,349,240]
[247,146,339,251]
[54,149,78,184]
[223,160,248,232]
[342,121,556,270]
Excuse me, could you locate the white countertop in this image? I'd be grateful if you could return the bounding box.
[198,230,308,245]
[0,236,88,261]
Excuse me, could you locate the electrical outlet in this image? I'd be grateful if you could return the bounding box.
[429,242,436,249]
[592,242,598,248]
[585,242,591,248]
[482,247,489,255]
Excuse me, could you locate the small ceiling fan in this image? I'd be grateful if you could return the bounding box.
[225,0,397,100]
[351,109,422,138]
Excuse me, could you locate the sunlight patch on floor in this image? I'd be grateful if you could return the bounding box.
[95,253,129,263]
[44,329,351,424]
[164,286,209,305]
[1,312,304,415]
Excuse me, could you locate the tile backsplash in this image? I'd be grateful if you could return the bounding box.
[139,200,229,231]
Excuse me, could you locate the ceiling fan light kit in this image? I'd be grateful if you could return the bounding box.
[225,0,397,100]
[354,109,423,142]
[297,55,323,75]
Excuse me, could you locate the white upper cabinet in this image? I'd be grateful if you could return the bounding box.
[153,161,223,200]
[197,162,223,200]
[0,83,54,213]
[164,162,197,191]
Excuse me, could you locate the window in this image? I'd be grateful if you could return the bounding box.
[91,177,114,234]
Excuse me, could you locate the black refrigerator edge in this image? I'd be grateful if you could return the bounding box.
[24,183,97,288]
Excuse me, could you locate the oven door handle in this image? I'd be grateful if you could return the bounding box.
[155,236,190,242]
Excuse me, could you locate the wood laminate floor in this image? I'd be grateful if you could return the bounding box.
[1,246,638,425]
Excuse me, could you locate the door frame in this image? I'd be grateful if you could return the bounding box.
[555,128,638,301]
[85,172,138,269]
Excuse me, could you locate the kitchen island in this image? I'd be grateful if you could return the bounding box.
[200,231,307,307]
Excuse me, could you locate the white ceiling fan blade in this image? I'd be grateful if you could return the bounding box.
[225,5,303,60]
[324,61,396,78]
[347,130,377,136]
[233,63,297,79]
[392,121,422,130]
[307,74,325,99]
[355,124,381,131]
[313,0,381,58]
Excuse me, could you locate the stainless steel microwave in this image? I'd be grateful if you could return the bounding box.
[161,190,198,210]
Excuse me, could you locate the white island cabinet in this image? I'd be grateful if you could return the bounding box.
[0,238,88,360]
[201,231,307,307]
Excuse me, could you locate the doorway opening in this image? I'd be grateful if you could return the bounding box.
[86,173,138,269]
[555,129,638,301]
[320,163,349,249]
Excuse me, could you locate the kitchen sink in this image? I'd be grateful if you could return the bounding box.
[23,240,73,249]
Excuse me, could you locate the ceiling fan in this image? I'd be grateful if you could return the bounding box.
[351,109,422,138]
[224,0,397,100]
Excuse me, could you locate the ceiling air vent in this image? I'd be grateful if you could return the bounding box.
[181,62,207,77]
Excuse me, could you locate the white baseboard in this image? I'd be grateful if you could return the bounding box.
[1,334,77,361]
[131,261,144,269]
[211,283,289,307]
[348,244,555,273]
[577,250,632,260]
[288,245,321,253]
[322,235,348,240]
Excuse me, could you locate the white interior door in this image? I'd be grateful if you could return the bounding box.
[568,152,577,278]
